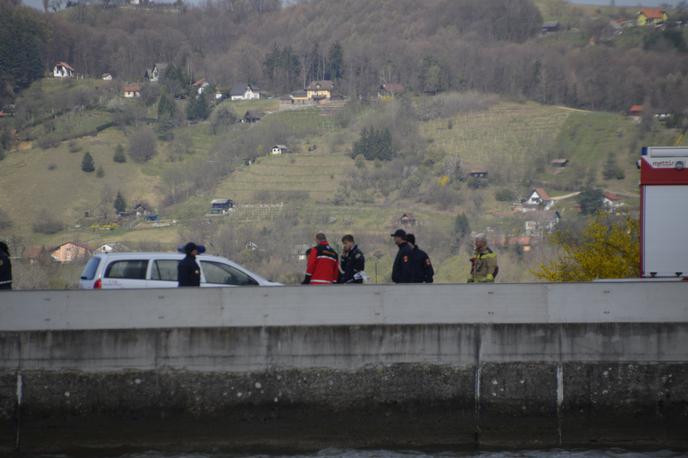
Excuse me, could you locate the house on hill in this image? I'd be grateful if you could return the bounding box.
[306,80,335,100]
[271,145,288,155]
[550,158,569,168]
[123,83,142,98]
[603,192,624,211]
[468,170,488,179]
[192,79,210,95]
[398,213,417,227]
[53,62,75,79]
[628,104,643,120]
[101,73,113,81]
[378,83,405,99]
[242,110,264,123]
[637,8,668,26]
[50,242,92,263]
[209,198,234,214]
[144,63,168,82]
[289,90,310,104]
[525,188,553,209]
[230,83,260,101]
[541,21,560,33]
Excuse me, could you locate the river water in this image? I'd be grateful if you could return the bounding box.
[33,449,685,458]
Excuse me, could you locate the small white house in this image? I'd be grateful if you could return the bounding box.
[271,145,288,155]
[53,62,75,79]
[525,188,553,209]
[230,83,260,101]
[603,192,624,211]
[101,73,113,81]
[144,63,168,83]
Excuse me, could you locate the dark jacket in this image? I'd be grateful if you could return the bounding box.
[411,246,434,283]
[178,255,201,287]
[339,245,365,283]
[0,251,11,290]
[392,242,415,283]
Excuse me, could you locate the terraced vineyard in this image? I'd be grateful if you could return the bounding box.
[421,102,573,179]
[215,152,354,203]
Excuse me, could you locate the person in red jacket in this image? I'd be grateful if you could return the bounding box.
[302,233,340,285]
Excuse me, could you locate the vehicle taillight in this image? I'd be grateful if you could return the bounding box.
[93,278,102,289]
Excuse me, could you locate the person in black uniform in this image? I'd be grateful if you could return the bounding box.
[0,241,12,290]
[406,233,434,283]
[391,229,414,284]
[178,242,205,287]
[339,234,365,284]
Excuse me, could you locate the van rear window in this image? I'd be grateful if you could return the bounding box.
[80,257,101,280]
[105,260,148,280]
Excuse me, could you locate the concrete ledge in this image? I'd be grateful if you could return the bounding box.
[1,282,688,331]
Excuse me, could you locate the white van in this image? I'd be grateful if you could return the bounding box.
[79,252,281,289]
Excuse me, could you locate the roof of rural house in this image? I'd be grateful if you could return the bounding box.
[230,83,254,95]
[211,198,232,204]
[638,8,665,19]
[533,188,551,201]
[244,110,264,119]
[307,80,335,91]
[551,158,569,164]
[273,144,288,149]
[603,191,621,201]
[381,83,405,94]
[55,61,75,71]
[123,83,142,92]
[154,63,168,71]
[192,78,208,87]
[542,21,560,28]
[53,241,92,251]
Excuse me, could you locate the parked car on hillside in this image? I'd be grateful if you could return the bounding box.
[79,252,281,289]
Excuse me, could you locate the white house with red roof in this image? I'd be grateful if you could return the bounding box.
[53,62,75,79]
[526,188,553,209]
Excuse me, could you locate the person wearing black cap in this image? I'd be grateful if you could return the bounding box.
[390,229,414,284]
[0,241,12,290]
[178,242,204,287]
[406,234,434,283]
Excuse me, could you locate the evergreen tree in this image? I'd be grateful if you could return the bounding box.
[186,93,209,121]
[113,192,127,214]
[603,153,625,180]
[578,187,604,215]
[96,166,105,178]
[113,144,126,163]
[326,41,344,80]
[157,88,177,121]
[454,213,470,241]
[81,152,95,172]
[352,127,395,161]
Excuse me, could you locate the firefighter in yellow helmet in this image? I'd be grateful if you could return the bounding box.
[468,233,498,283]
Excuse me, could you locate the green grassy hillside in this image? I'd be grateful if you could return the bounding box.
[1,78,685,286]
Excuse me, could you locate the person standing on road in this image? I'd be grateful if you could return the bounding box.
[178,242,205,287]
[406,234,434,284]
[391,229,414,284]
[468,234,498,283]
[0,241,12,290]
[339,234,366,284]
[302,233,339,285]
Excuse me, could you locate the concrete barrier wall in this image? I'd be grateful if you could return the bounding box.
[0,283,687,453]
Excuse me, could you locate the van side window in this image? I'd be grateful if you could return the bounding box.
[200,261,258,286]
[151,260,178,281]
[104,260,148,280]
